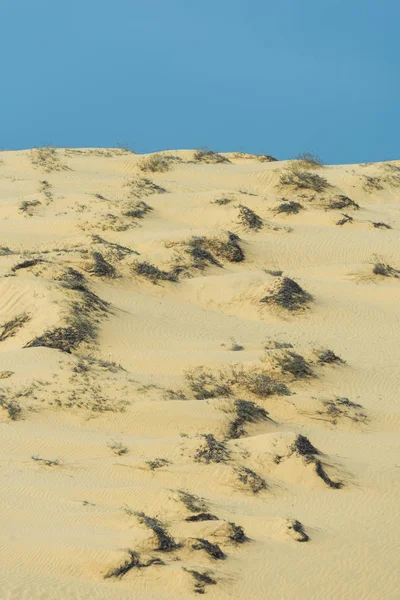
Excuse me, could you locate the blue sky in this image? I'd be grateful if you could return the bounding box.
[0,0,398,163]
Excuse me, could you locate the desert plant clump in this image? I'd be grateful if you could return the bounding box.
[25,319,97,354]
[291,434,320,460]
[177,490,208,513]
[194,434,231,464]
[363,176,383,192]
[228,522,248,544]
[260,277,313,311]
[279,168,331,193]
[134,512,181,552]
[265,269,283,277]
[184,237,222,271]
[286,519,309,542]
[336,213,354,226]
[193,149,230,164]
[126,177,167,198]
[371,221,391,229]
[89,252,116,278]
[229,337,244,351]
[314,460,342,489]
[276,351,313,379]
[316,349,345,365]
[104,550,164,579]
[147,458,170,470]
[30,146,70,173]
[138,153,172,173]
[213,197,233,205]
[123,200,153,219]
[0,313,30,342]
[0,395,22,420]
[318,397,367,425]
[19,199,41,215]
[181,233,245,273]
[231,369,290,398]
[274,200,303,215]
[31,455,61,467]
[227,399,269,439]
[186,513,219,522]
[235,466,267,494]
[192,538,226,560]
[108,440,129,456]
[11,258,44,272]
[183,568,217,594]
[294,152,325,169]
[237,204,263,231]
[328,195,359,210]
[373,262,400,278]
[132,260,177,284]
[185,367,232,400]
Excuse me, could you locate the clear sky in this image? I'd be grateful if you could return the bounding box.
[0,0,398,163]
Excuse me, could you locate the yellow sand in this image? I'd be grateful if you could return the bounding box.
[0,147,399,599]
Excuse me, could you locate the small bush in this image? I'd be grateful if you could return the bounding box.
[228,522,248,543]
[104,550,164,579]
[11,258,44,272]
[185,367,231,400]
[229,337,244,351]
[213,197,233,205]
[235,466,267,494]
[363,176,383,192]
[276,351,313,379]
[328,195,359,210]
[371,221,391,229]
[193,149,230,164]
[373,262,400,278]
[183,568,217,594]
[292,434,319,460]
[90,252,116,278]
[108,440,129,456]
[294,152,324,169]
[186,513,219,522]
[31,146,70,173]
[227,399,269,439]
[177,490,208,513]
[0,313,30,342]
[274,200,303,215]
[192,538,226,560]
[25,317,97,354]
[233,370,290,398]
[19,199,41,214]
[237,204,263,230]
[132,261,177,284]
[135,512,181,552]
[314,460,342,489]
[336,213,354,226]
[279,169,330,193]
[194,434,230,464]
[124,200,153,219]
[260,277,313,311]
[138,154,171,173]
[287,519,309,542]
[317,349,345,365]
[0,396,22,420]
[265,269,283,277]
[126,177,166,197]
[31,455,61,467]
[147,458,169,470]
[319,397,367,425]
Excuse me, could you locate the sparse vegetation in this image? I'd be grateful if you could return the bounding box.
[237,204,263,230]
[213,197,233,205]
[108,440,129,456]
[138,154,172,173]
[294,152,324,169]
[276,351,313,379]
[124,200,153,219]
[89,252,116,278]
[11,258,44,272]
[125,177,166,198]
[31,146,70,173]
[363,176,383,192]
[19,199,41,215]
[287,519,309,542]
[193,149,230,164]
[336,213,354,226]
[228,522,248,543]
[132,260,177,284]
[371,221,391,229]
[229,337,244,351]
[291,435,342,488]
[183,568,217,594]
[0,313,30,342]
[274,200,303,215]
[104,551,164,579]
[260,276,313,311]
[279,168,330,193]
[185,513,219,522]
[192,538,226,560]
[230,368,290,398]
[318,397,367,425]
[316,349,345,365]
[373,262,400,278]
[0,395,22,420]
[147,458,170,470]
[134,512,181,552]
[227,399,269,439]
[194,434,231,464]
[31,455,61,467]
[185,367,231,400]
[177,490,208,513]
[328,195,359,210]
[181,232,245,271]
[235,465,267,494]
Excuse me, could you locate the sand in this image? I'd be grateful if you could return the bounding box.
[0,147,399,599]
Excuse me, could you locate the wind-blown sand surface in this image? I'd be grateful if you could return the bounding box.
[0,147,399,599]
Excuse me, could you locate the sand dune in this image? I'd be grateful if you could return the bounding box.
[0,147,399,598]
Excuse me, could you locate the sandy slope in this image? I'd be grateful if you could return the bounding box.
[0,147,399,599]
